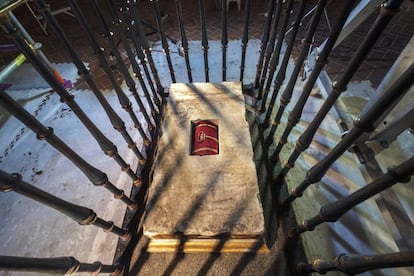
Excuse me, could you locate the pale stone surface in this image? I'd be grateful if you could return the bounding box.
[144,82,264,238]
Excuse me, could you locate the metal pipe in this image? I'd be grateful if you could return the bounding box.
[36,0,147,170]
[239,0,251,82]
[265,0,327,146]
[269,0,358,164]
[175,0,192,83]
[199,0,209,82]
[0,52,25,83]
[0,90,137,209]
[256,0,284,100]
[0,171,131,239]
[281,58,413,208]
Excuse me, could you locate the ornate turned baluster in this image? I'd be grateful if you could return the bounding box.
[265,0,327,146]
[1,17,142,185]
[120,0,164,99]
[0,255,122,274]
[256,0,284,100]
[259,0,296,108]
[273,0,404,183]
[0,171,132,240]
[259,0,306,129]
[281,61,414,208]
[0,91,137,209]
[35,0,147,168]
[239,0,251,82]
[150,0,176,83]
[199,0,209,82]
[69,0,155,133]
[89,0,158,122]
[296,252,414,275]
[175,0,192,83]
[104,0,161,110]
[289,156,414,239]
[254,0,276,89]
[221,0,228,81]
[269,0,357,164]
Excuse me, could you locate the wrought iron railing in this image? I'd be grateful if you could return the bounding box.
[0,0,413,274]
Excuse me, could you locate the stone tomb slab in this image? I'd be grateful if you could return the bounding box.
[143,82,266,252]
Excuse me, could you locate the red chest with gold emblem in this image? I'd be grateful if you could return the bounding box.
[191,120,219,156]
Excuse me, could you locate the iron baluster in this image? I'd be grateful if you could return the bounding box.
[58,0,152,147]
[289,155,414,238]
[254,0,276,89]
[260,0,306,129]
[265,0,327,147]
[0,171,131,240]
[122,0,164,98]
[258,0,294,107]
[281,60,414,208]
[239,0,251,82]
[88,0,158,123]
[0,91,137,209]
[73,0,155,131]
[0,255,122,275]
[151,0,176,83]
[257,0,284,100]
[199,0,209,82]
[175,0,192,83]
[104,0,161,110]
[270,0,357,164]
[296,252,414,275]
[221,0,228,81]
[35,0,147,167]
[1,18,141,186]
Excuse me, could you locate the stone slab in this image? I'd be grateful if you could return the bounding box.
[143,82,264,245]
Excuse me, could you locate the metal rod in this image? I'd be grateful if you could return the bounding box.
[221,0,228,81]
[258,0,294,105]
[199,0,209,82]
[104,0,161,111]
[0,255,122,274]
[175,0,192,83]
[265,0,327,146]
[151,0,176,83]
[269,0,358,163]
[281,59,414,208]
[296,252,414,275]
[2,18,141,186]
[289,155,414,238]
[121,0,164,97]
[69,0,155,133]
[256,0,284,100]
[0,90,136,209]
[36,0,147,170]
[239,0,251,82]
[254,0,276,89]
[260,0,306,128]
[0,171,131,239]
[54,1,152,147]
[89,0,157,124]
